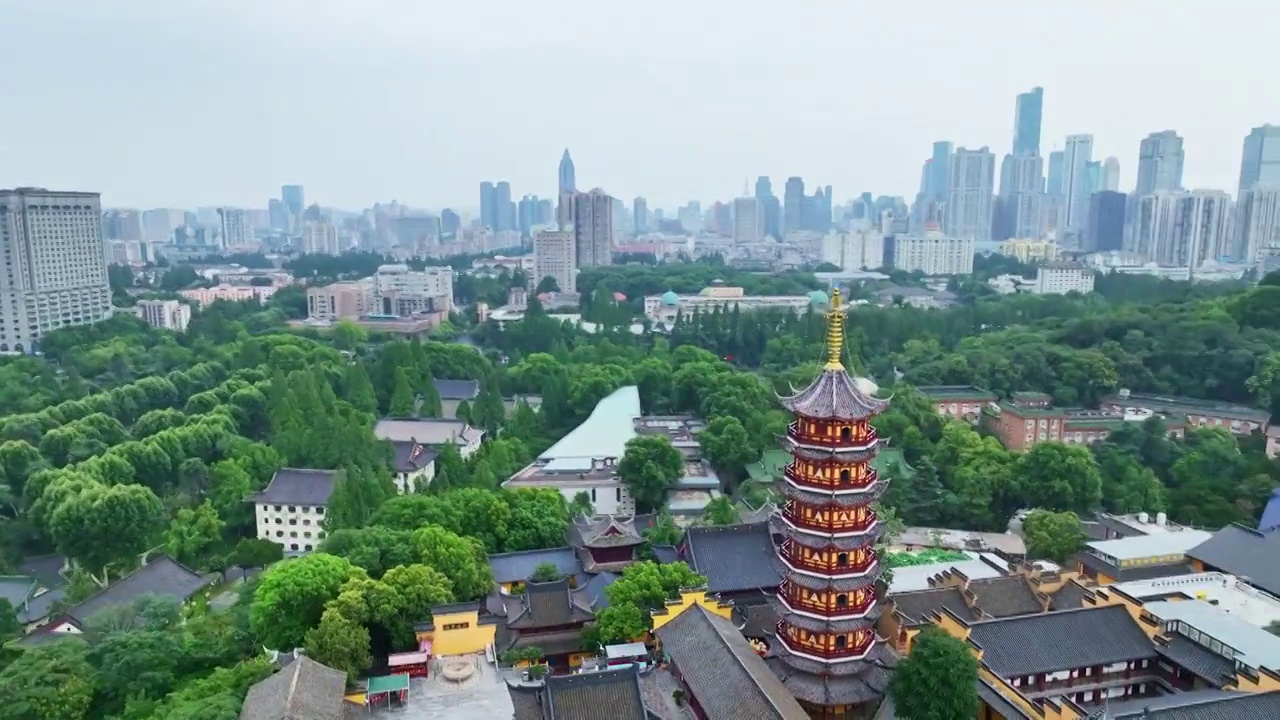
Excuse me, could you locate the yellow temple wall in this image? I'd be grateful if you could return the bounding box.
[651,588,733,631]
[415,609,495,656]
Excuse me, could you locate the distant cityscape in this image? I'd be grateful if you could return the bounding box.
[2,85,1280,353]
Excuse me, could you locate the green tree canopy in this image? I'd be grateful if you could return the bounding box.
[617,435,684,513]
[888,627,979,720]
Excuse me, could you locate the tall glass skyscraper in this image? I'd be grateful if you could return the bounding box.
[1239,125,1280,195]
[1013,87,1044,156]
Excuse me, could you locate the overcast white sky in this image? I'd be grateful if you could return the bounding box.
[2,1,1278,212]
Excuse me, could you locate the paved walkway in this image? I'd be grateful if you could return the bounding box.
[367,655,513,720]
[641,668,696,719]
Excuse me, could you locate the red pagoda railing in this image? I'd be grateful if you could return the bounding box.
[782,503,877,534]
[776,621,876,660]
[787,422,879,449]
[784,463,879,491]
[779,541,876,576]
[778,584,876,617]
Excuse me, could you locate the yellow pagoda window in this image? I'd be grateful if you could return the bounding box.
[839,468,850,484]
[837,552,848,566]
[836,593,848,607]
[840,427,851,441]
[836,636,847,650]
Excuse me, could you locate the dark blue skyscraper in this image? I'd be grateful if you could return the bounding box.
[783,177,805,234]
[479,181,496,229]
[929,142,953,198]
[1087,191,1126,252]
[558,149,576,195]
[1013,87,1044,156]
[495,181,514,232]
[755,176,780,238]
[441,209,461,236]
[281,185,305,221]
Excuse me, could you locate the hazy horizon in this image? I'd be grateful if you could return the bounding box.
[3,1,1278,211]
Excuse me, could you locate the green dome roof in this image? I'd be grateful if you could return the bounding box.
[808,290,830,305]
[660,291,680,305]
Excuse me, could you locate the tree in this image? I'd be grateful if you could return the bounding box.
[49,483,166,583]
[472,374,506,436]
[164,501,225,568]
[1014,443,1103,514]
[430,443,467,492]
[591,603,648,646]
[535,276,560,294]
[305,609,371,682]
[617,435,684,513]
[504,488,570,551]
[341,362,379,415]
[227,537,284,572]
[325,466,395,531]
[605,561,705,611]
[697,416,759,471]
[331,320,368,351]
[1020,510,1085,563]
[0,639,96,720]
[250,554,367,650]
[455,399,473,424]
[701,496,739,526]
[531,562,564,583]
[888,626,979,720]
[642,512,683,546]
[411,525,493,600]
[388,367,416,417]
[568,490,594,518]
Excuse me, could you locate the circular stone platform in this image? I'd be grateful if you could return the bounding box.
[439,659,475,683]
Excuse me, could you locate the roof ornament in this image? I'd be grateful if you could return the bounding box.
[824,287,846,371]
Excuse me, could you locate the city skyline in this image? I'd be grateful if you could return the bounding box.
[4,2,1280,209]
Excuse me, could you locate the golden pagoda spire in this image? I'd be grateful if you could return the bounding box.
[824,287,845,370]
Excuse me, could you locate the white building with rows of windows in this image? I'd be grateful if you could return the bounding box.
[249,468,335,554]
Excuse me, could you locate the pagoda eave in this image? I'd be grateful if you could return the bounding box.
[770,600,880,633]
[767,647,894,706]
[781,438,880,460]
[770,516,884,550]
[780,567,883,593]
[779,480,888,506]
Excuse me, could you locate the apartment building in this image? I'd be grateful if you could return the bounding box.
[887,229,975,275]
[533,228,576,293]
[134,299,191,332]
[0,187,112,354]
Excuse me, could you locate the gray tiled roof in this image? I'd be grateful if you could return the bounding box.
[249,468,338,507]
[1111,690,1280,719]
[967,577,1044,618]
[682,522,782,593]
[18,555,67,590]
[488,547,583,585]
[1049,579,1090,611]
[508,684,544,720]
[434,378,480,400]
[0,576,36,608]
[543,666,649,720]
[889,587,979,624]
[1156,636,1235,686]
[580,571,619,610]
[656,604,809,720]
[389,440,436,473]
[966,604,1157,677]
[505,578,594,629]
[1186,525,1280,596]
[650,545,680,565]
[67,556,211,628]
[238,655,348,720]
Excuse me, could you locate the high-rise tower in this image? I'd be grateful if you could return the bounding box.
[768,287,892,718]
[558,149,576,196]
[1012,86,1044,156]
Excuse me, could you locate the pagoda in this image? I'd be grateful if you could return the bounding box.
[767,287,893,719]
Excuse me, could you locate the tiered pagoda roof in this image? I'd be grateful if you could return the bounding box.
[778,371,889,421]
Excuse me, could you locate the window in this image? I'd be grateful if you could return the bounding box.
[273,505,282,511]
[836,594,848,607]
[274,518,282,524]
[303,544,313,552]
[290,543,298,551]
[840,427,852,442]
[616,488,621,502]
[591,488,597,502]
[837,552,849,567]
[442,622,471,631]
[288,506,297,512]
[835,636,847,649]
[288,519,297,525]
[303,531,312,539]
[275,531,284,538]
[840,469,850,484]
[289,531,298,538]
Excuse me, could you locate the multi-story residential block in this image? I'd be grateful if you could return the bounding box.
[1087,191,1127,252]
[886,228,974,275]
[249,468,335,554]
[644,286,834,324]
[0,188,113,354]
[1031,262,1095,295]
[1236,187,1280,264]
[306,280,374,321]
[179,284,276,308]
[559,188,613,267]
[217,208,255,249]
[944,146,996,242]
[999,239,1059,263]
[731,196,762,243]
[991,391,1063,451]
[372,264,452,314]
[300,222,341,255]
[533,228,576,294]
[134,299,191,332]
